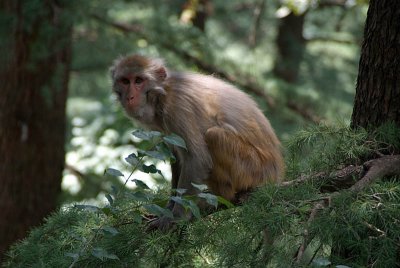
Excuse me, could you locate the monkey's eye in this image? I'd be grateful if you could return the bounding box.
[120,78,130,85]
[135,76,144,84]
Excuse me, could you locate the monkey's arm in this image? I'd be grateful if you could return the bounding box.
[148,139,212,231]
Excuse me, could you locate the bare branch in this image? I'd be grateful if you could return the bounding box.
[350,155,400,193]
[295,200,326,263]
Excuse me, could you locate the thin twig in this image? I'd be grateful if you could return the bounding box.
[295,200,326,263]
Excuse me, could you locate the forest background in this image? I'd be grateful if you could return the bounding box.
[1,0,400,267]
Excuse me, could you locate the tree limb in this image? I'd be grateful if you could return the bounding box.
[288,154,400,263]
[282,155,400,193]
[350,155,400,193]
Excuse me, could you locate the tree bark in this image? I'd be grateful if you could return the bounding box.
[351,0,400,129]
[0,0,72,261]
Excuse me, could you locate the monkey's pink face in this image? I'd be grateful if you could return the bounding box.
[114,74,147,113]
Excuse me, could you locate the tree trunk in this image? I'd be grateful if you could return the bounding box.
[351,0,400,129]
[273,12,306,83]
[0,0,72,261]
[333,0,400,263]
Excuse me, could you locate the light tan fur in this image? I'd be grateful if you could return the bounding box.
[111,55,284,228]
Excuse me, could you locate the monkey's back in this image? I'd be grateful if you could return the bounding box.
[164,72,284,200]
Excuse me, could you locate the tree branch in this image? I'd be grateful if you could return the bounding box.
[295,200,326,263]
[350,155,400,193]
[288,154,400,263]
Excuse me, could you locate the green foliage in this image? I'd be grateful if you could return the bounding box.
[6,126,400,267]
[285,122,400,177]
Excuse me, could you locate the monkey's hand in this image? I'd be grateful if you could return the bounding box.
[146,203,193,232]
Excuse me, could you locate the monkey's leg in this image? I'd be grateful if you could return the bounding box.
[205,126,267,201]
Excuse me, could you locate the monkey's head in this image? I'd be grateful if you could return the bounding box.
[110,55,167,121]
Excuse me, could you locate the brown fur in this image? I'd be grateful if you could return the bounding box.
[111,55,284,227]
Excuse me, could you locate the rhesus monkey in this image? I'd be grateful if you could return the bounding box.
[110,55,284,230]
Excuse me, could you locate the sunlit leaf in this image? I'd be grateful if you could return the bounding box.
[191,183,208,191]
[132,130,162,140]
[105,194,113,205]
[217,196,235,209]
[132,179,150,189]
[174,188,187,195]
[312,257,331,267]
[74,204,100,213]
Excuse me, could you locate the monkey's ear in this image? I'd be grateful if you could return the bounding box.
[156,67,167,81]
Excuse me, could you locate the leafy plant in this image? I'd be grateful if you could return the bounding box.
[55,129,230,267]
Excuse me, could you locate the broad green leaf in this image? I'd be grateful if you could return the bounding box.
[174,188,187,195]
[138,149,167,161]
[198,193,218,208]
[132,179,150,189]
[171,197,201,219]
[91,247,119,260]
[105,168,124,177]
[140,164,158,174]
[101,226,119,236]
[105,194,113,205]
[152,197,170,207]
[171,196,186,206]
[143,204,173,219]
[126,191,152,202]
[186,200,201,219]
[156,142,175,161]
[163,134,187,150]
[74,204,100,213]
[125,153,140,166]
[132,130,162,140]
[191,183,208,191]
